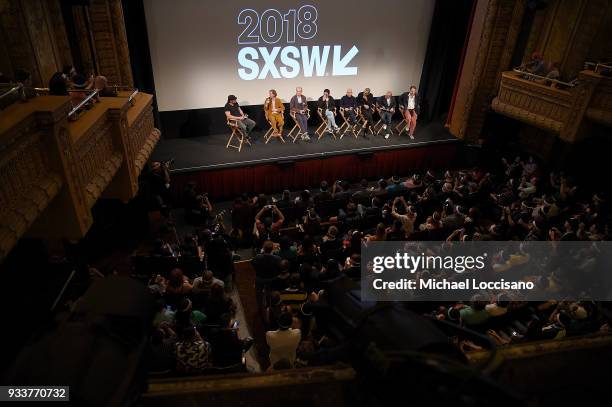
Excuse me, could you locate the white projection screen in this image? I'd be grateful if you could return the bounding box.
[144,0,435,111]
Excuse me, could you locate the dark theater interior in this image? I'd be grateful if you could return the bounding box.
[1,0,612,405]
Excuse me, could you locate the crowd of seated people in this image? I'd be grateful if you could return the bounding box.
[151,154,611,374]
[426,295,608,352]
[232,155,611,367]
[147,266,254,375]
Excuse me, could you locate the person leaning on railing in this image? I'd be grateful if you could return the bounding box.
[522,51,548,76]
[69,74,94,109]
[535,62,561,88]
[48,72,69,96]
[88,75,118,97]
[512,67,574,90]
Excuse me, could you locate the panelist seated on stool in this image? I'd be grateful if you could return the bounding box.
[317,89,340,138]
[340,89,359,127]
[288,108,311,143]
[377,91,396,139]
[357,88,376,136]
[340,88,360,138]
[289,87,311,141]
[224,94,256,140]
[264,89,285,144]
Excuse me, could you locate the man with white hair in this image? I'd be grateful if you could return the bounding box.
[91,75,117,97]
[340,88,359,128]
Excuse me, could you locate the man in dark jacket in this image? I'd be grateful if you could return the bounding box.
[317,89,339,135]
[377,91,396,139]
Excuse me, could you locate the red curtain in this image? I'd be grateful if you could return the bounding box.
[171,143,459,201]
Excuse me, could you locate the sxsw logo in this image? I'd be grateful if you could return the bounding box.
[236,5,358,80]
[238,45,359,80]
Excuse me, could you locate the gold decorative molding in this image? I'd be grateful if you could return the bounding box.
[0,97,69,260]
[72,113,122,207]
[492,71,571,133]
[464,0,527,143]
[492,70,609,144]
[87,0,133,86]
[448,0,527,143]
[0,0,72,86]
[0,92,160,260]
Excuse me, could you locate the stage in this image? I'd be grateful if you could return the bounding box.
[153,120,458,171]
[151,119,462,200]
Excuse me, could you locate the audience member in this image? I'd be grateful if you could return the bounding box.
[266,312,301,367]
[175,326,212,373]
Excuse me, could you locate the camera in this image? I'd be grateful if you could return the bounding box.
[162,159,175,167]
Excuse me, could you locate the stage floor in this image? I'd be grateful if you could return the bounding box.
[152,120,458,172]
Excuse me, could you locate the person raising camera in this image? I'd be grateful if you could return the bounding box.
[254,204,286,244]
[183,182,213,226]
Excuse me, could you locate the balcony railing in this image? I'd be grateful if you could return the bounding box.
[0,90,160,261]
[492,69,608,142]
[492,71,572,134]
[0,100,64,258]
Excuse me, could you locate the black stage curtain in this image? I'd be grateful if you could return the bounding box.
[123,0,474,138]
[121,0,160,128]
[419,0,475,123]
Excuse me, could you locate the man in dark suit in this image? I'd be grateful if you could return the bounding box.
[399,85,421,139]
[340,88,359,127]
[252,240,282,288]
[319,226,343,262]
[357,88,376,135]
[377,91,396,139]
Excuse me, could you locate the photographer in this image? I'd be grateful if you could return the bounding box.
[302,207,321,238]
[183,182,213,226]
[331,180,352,201]
[391,196,417,237]
[255,204,285,244]
[146,160,172,215]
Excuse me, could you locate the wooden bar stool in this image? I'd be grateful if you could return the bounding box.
[395,105,409,135]
[338,107,358,139]
[226,119,251,152]
[316,107,337,140]
[287,109,310,143]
